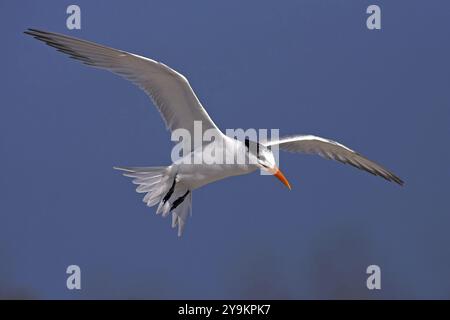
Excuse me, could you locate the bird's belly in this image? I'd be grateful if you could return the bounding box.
[174,163,258,190]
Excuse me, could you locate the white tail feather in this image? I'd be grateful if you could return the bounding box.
[114,166,192,237]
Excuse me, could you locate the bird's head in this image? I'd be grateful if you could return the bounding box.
[244,138,291,190]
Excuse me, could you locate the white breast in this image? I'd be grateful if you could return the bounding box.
[173,136,258,190]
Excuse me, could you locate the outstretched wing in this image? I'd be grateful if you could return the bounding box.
[265,135,403,185]
[25,28,222,140]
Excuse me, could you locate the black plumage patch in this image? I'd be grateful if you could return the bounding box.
[170,191,190,211]
[244,138,261,159]
[162,176,177,204]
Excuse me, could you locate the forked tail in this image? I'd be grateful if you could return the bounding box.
[114,166,192,237]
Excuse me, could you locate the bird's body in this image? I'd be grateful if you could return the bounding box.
[174,136,258,189]
[25,29,404,236]
[116,137,258,234]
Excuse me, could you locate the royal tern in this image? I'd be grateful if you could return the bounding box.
[25,29,403,236]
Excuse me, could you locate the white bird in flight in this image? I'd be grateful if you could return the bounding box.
[25,29,403,236]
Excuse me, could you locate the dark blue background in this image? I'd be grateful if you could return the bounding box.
[1,0,449,299]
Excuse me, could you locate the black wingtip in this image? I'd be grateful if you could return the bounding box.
[24,28,36,34]
[24,28,49,38]
[390,174,404,187]
[24,29,40,38]
[25,28,43,33]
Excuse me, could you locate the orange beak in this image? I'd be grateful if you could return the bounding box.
[273,168,292,190]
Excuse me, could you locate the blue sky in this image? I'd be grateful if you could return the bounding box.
[1,0,449,298]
